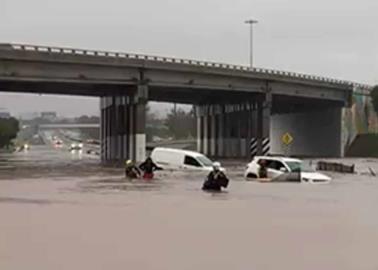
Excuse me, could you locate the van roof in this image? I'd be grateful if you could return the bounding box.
[152,147,205,157]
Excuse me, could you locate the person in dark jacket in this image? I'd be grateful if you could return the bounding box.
[139,157,161,179]
[258,159,268,178]
[125,160,141,179]
[202,162,229,192]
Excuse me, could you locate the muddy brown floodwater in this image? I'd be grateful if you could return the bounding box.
[1,146,378,270]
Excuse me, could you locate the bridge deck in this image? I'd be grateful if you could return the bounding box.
[0,43,368,105]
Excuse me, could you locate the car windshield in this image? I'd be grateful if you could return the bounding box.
[286,161,315,172]
[196,155,213,167]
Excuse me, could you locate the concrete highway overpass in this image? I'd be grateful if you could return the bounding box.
[0,43,369,162]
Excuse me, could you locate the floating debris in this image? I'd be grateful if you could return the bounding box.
[317,161,355,174]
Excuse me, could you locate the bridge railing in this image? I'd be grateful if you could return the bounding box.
[0,43,368,89]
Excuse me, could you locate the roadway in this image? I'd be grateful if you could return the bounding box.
[0,130,100,178]
[1,146,378,269]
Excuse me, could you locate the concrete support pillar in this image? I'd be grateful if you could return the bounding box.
[120,96,128,161]
[126,97,131,160]
[257,90,272,156]
[217,108,224,158]
[109,96,117,161]
[116,96,128,162]
[239,105,247,158]
[230,109,238,158]
[224,105,232,158]
[128,103,135,160]
[100,97,106,162]
[210,105,217,157]
[245,103,252,159]
[132,84,147,162]
[115,96,121,161]
[203,106,209,156]
[249,101,259,157]
[236,107,242,158]
[135,102,146,162]
[196,106,203,153]
[106,96,112,161]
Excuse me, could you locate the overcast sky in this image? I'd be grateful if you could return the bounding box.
[1,0,377,117]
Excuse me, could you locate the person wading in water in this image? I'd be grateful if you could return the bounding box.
[125,160,141,179]
[139,157,162,179]
[202,162,229,192]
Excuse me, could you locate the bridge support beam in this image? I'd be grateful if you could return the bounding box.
[100,85,147,164]
[196,98,270,159]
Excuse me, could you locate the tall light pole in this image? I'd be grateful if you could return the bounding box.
[245,19,258,68]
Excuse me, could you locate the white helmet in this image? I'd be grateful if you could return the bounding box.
[212,162,221,170]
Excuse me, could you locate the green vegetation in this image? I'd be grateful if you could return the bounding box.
[0,117,20,149]
[165,107,196,139]
[370,85,378,114]
[146,105,197,141]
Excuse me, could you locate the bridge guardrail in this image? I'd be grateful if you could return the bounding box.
[0,43,372,91]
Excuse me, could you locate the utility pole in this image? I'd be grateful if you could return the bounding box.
[245,19,258,68]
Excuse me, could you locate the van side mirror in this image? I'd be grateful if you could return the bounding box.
[280,167,288,172]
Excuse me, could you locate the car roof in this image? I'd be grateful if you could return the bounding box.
[254,156,302,163]
[153,147,205,157]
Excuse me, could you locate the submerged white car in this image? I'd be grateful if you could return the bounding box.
[244,156,331,183]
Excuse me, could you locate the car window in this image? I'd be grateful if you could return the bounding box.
[184,156,201,167]
[286,161,314,172]
[266,160,286,171]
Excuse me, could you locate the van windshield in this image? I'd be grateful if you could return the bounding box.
[196,155,213,167]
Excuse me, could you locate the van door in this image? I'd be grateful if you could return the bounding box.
[183,155,202,170]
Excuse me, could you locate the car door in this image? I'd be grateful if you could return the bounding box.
[266,160,287,179]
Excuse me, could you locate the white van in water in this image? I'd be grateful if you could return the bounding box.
[150,147,222,172]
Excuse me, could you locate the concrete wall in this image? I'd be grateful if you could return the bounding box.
[270,108,342,157]
[342,91,378,155]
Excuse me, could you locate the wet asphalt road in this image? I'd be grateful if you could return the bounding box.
[1,144,378,270]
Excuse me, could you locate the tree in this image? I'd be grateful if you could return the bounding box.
[0,117,20,148]
[145,104,170,142]
[371,85,378,114]
[165,107,196,139]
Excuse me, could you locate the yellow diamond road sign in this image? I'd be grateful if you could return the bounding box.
[282,132,293,146]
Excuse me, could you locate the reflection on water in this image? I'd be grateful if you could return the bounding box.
[0,196,77,205]
[0,196,54,205]
[78,177,170,193]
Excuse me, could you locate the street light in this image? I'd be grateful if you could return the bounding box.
[245,19,258,68]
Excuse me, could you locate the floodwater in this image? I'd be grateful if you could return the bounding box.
[1,146,378,270]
